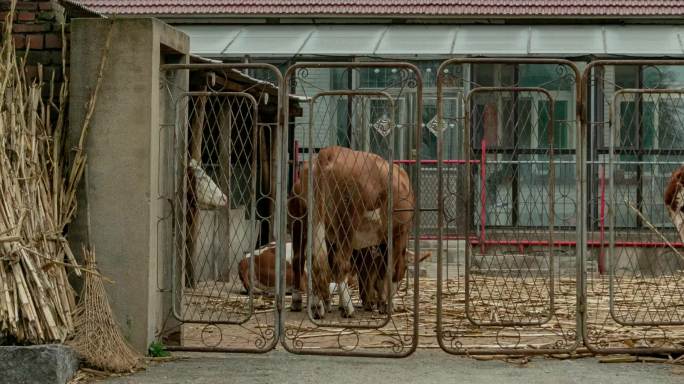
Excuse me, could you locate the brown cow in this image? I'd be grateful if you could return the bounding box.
[238,243,301,294]
[288,146,415,318]
[665,166,684,241]
[238,242,429,304]
[665,166,684,213]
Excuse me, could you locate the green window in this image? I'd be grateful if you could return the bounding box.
[618,101,655,148]
[617,101,655,170]
[537,100,569,149]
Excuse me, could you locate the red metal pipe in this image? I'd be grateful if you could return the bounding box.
[413,236,684,248]
[598,166,606,274]
[480,139,487,254]
[393,159,480,165]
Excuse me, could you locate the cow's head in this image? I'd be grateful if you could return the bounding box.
[188,159,228,209]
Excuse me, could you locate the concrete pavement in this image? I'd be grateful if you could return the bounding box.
[104,350,684,384]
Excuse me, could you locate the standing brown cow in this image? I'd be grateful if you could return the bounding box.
[288,146,415,318]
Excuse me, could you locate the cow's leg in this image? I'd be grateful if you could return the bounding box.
[291,220,305,312]
[326,241,337,313]
[331,243,355,318]
[337,280,354,318]
[351,248,373,311]
[378,279,399,315]
[310,294,326,319]
[310,220,331,319]
[379,231,409,315]
[291,292,302,312]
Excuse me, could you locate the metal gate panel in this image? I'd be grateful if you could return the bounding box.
[583,60,684,354]
[281,62,422,357]
[464,87,556,327]
[305,90,396,330]
[159,64,283,353]
[172,91,258,325]
[436,59,583,355]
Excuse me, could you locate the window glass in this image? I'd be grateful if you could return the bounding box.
[615,65,639,88]
[644,66,684,88]
[519,64,573,91]
[537,100,569,149]
[422,98,460,160]
[658,97,684,149]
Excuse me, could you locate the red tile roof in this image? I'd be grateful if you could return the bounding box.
[68,1,684,17]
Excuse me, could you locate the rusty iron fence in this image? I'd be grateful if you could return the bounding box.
[582,60,684,355]
[153,59,684,357]
[279,62,423,357]
[159,64,283,353]
[435,59,583,355]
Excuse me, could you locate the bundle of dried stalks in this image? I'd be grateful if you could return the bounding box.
[0,0,109,344]
[68,247,142,373]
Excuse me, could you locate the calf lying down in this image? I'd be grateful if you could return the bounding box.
[238,242,345,295]
[238,242,430,313]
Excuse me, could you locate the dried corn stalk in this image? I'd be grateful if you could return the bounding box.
[0,0,108,344]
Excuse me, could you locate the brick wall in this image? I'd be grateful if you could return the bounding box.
[1,0,67,83]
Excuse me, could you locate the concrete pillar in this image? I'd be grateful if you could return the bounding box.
[68,18,189,353]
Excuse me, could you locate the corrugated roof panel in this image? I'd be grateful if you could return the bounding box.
[375,26,455,55]
[177,25,684,57]
[529,25,604,55]
[604,25,683,55]
[452,26,529,55]
[175,25,241,55]
[300,25,386,55]
[222,25,313,55]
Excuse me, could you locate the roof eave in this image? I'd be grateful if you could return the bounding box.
[95,13,684,21]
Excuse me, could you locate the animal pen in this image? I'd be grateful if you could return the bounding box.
[157,59,684,357]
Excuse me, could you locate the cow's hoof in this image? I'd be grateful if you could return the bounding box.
[325,299,333,313]
[291,292,303,312]
[311,299,326,319]
[340,308,354,318]
[362,302,374,312]
[378,303,392,315]
[312,307,325,319]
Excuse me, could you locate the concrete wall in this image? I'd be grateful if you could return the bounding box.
[68,18,189,353]
[193,207,256,284]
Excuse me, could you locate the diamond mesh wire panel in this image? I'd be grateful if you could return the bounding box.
[159,63,283,352]
[282,64,422,357]
[465,88,557,327]
[436,60,582,355]
[584,61,684,353]
[173,91,258,322]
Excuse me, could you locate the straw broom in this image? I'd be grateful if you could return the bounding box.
[68,247,142,373]
[0,0,107,344]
